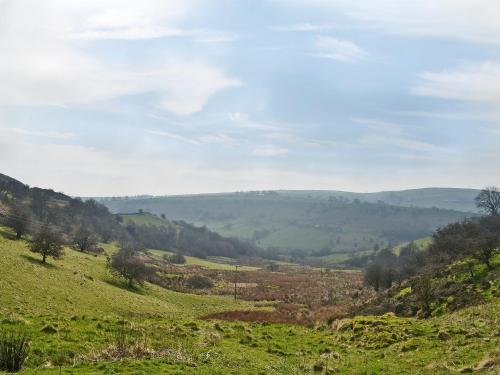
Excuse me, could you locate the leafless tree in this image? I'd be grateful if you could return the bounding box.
[475,186,500,216]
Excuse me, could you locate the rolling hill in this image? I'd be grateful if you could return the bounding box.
[97,191,476,255]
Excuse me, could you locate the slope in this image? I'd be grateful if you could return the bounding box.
[99,192,473,254]
[0,227,253,318]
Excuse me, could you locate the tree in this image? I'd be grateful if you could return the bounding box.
[108,244,152,287]
[471,229,499,270]
[185,275,214,289]
[5,204,31,239]
[412,276,434,318]
[475,187,500,216]
[166,252,186,265]
[429,220,475,265]
[364,263,384,291]
[30,224,64,263]
[73,226,98,252]
[267,262,279,272]
[160,213,166,220]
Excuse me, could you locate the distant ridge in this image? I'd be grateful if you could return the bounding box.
[94,189,477,254]
[93,187,480,213]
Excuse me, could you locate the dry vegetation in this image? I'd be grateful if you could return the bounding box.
[145,253,376,325]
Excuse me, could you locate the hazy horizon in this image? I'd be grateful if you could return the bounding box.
[1,171,482,199]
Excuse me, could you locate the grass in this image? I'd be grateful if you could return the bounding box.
[0,226,498,374]
[3,300,498,374]
[392,236,433,255]
[0,228,254,318]
[147,249,259,271]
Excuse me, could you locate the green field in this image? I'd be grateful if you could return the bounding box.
[0,227,498,374]
[148,249,259,271]
[392,236,433,255]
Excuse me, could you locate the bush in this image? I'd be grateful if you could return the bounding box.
[167,252,186,265]
[0,330,30,372]
[185,275,214,289]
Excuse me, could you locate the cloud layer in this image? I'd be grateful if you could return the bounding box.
[0,0,240,115]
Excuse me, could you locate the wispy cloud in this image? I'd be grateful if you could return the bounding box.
[353,118,449,154]
[145,129,239,146]
[352,118,404,135]
[412,62,500,104]
[361,134,451,154]
[272,23,346,32]
[227,112,285,131]
[0,127,76,139]
[300,0,500,44]
[313,36,367,62]
[387,110,500,123]
[252,146,289,157]
[264,132,341,148]
[145,129,199,145]
[198,133,237,145]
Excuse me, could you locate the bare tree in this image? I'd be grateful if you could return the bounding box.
[475,187,500,216]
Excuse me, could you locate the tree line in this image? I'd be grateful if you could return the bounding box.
[0,173,259,266]
[360,187,500,317]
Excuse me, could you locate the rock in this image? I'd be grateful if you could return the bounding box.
[41,325,58,334]
[437,331,450,340]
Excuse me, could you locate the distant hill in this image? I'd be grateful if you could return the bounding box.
[96,191,476,255]
[276,188,480,213]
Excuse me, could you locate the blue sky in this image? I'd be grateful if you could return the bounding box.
[1,0,500,196]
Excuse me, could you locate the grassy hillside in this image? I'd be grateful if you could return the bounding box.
[0,227,498,374]
[0,228,252,318]
[391,236,433,255]
[100,193,473,255]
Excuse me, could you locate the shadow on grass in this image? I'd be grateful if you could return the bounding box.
[103,275,148,295]
[20,254,57,269]
[0,227,18,241]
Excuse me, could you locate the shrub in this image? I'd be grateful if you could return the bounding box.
[0,330,31,373]
[185,275,214,289]
[167,252,187,265]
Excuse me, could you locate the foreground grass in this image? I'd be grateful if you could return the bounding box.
[2,300,497,374]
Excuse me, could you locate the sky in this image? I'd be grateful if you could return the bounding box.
[1,0,500,196]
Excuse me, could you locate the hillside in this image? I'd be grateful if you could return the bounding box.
[0,228,498,374]
[98,192,474,255]
[0,228,249,318]
[277,188,480,212]
[0,173,261,261]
